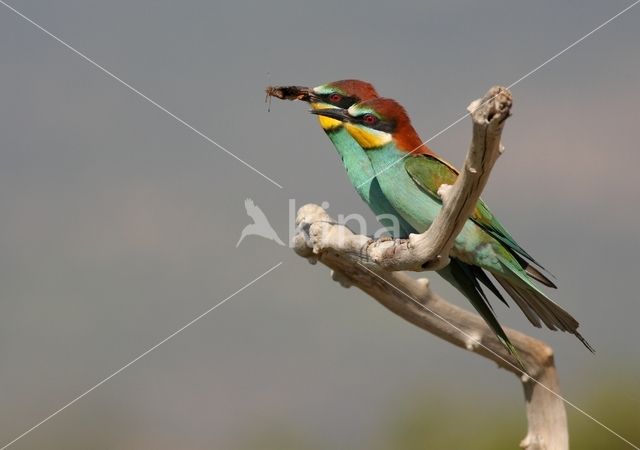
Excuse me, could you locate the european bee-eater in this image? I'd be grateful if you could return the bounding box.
[270,81,540,357]
[312,98,593,353]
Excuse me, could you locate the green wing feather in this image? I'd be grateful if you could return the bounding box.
[493,254,594,352]
[403,155,592,352]
[439,260,525,368]
[405,155,555,287]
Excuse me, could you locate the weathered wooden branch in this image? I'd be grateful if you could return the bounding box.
[292,86,569,449]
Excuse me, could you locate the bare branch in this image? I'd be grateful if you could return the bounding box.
[292,86,568,449]
[294,205,568,449]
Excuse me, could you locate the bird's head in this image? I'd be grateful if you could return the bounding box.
[311,98,432,154]
[266,80,378,130]
[308,80,379,131]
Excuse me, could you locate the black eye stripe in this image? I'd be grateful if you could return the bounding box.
[321,93,357,108]
[355,114,395,133]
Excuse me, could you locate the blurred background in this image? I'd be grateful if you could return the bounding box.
[1,0,639,448]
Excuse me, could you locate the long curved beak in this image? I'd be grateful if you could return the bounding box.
[309,108,351,122]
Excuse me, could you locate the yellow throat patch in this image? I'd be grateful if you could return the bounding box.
[310,103,342,131]
[344,123,392,149]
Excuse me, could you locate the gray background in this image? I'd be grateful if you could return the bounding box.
[0,0,638,448]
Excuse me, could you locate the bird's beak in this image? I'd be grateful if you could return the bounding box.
[310,108,351,122]
[265,85,314,102]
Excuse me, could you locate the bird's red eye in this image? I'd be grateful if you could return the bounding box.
[329,93,342,103]
[363,114,377,125]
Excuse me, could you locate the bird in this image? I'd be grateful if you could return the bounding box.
[311,97,594,354]
[269,80,533,359]
[271,80,537,359]
[267,80,413,235]
[236,198,285,247]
